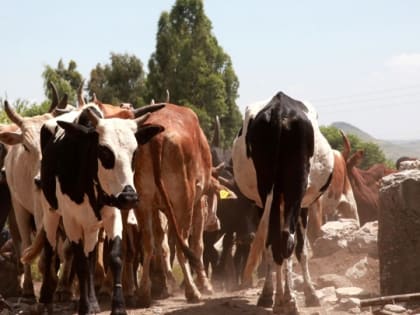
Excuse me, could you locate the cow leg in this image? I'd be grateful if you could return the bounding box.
[175,242,201,303]
[220,232,235,291]
[273,262,298,315]
[13,202,35,299]
[190,199,213,295]
[7,209,23,295]
[257,248,274,308]
[150,210,170,299]
[121,213,137,307]
[55,237,75,302]
[39,240,58,305]
[296,214,320,307]
[135,205,153,308]
[72,241,99,315]
[108,236,127,315]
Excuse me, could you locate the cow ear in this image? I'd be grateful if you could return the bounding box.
[135,124,164,145]
[0,132,23,145]
[57,120,90,135]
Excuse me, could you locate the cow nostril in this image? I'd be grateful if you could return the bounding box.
[122,185,135,193]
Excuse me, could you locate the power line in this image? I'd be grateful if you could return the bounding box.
[315,91,420,108]
[311,84,420,103]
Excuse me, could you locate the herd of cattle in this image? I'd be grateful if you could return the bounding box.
[0,86,404,315]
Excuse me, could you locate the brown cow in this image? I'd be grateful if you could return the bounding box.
[346,137,396,225]
[307,130,359,243]
[133,103,221,307]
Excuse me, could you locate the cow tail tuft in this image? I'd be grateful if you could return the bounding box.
[21,227,46,264]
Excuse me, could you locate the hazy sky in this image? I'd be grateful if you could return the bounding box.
[1,1,420,140]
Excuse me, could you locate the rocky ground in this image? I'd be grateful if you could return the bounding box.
[1,219,417,314]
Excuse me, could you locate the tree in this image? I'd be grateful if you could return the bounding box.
[320,126,392,169]
[88,53,147,106]
[42,59,83,104]
[147,0,242,147]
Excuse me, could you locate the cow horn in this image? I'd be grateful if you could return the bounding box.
[57,94,68,110]
[92,93,99,104]
[218,175,235,188]
[212,162,225,176]
[85,107,101,127]
[4,101,23,127]
[77,80,86,107]
[166,89,170,103]
[339,129,351,161]
[132,104,165,118]
[211,116,221,147]
[135,112,151,125]
[47,81,59,112]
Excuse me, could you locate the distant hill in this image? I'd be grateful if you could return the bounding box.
[329,121,420,162]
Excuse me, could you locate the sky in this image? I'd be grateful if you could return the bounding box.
[1,1,420,140]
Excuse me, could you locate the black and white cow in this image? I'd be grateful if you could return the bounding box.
[38,104,164,315]
[232,92,333,314]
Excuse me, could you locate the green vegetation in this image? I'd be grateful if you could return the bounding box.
[321,125,393,169]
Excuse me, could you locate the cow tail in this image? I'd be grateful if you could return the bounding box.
[21,226,46,264]
[150,141,201,270]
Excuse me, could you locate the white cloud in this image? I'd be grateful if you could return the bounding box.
[386,53,420,68]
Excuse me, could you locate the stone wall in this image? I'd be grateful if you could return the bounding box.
[379,170,420,295]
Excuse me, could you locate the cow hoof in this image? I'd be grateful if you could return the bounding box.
[304,289,321,307]
[124,295,137,308]
[186,290,201,304]
[273,302,299,315]
[54,290,73,302]
[111,308,128,315]
[257,295,273,308]
[136,295,152,308]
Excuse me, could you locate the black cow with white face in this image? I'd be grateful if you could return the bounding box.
[232,92,333,314]
[39,104,164,315]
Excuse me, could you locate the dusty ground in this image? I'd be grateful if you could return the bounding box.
[5,249,379,314]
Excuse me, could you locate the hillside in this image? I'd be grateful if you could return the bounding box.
[330,121,420,162]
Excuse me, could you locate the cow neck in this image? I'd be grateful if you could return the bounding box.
[93,178,120,216]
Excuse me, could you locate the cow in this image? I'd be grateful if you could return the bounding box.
[203,116,261,289]
[307,129,359,244]
[346,138,396,225]
[0,95,67,300]
[232,92,334,314]
[35,103,164,315]
[133,103,225,307]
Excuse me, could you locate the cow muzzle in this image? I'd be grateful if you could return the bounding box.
[114,185,139,210]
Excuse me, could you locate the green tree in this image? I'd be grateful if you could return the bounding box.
[42,59,83,104]
[88,53,147,106]
[0,98,50,123]
[147,0,242,147]
[320,126,391,169]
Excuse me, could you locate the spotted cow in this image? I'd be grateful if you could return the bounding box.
[233,92,334,314]
[34,104,164,315]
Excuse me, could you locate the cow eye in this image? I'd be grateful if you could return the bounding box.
[98,145,115,169]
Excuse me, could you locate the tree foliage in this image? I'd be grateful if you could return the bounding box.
[0,98,50,123]
[320,126,391,169]
[88,53,147,107]
[42,59,83,105]
[147,0,242,147]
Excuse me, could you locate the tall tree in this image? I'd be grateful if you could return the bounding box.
[88,53,147,106]
[147,0,242,147]
[42,59,83,104]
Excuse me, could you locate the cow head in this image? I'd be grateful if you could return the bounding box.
[57,107,164,210]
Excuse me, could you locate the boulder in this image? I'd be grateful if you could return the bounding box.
[348,221,378,258]
[379,170,420,295]
[345,257,368,280]
[317,274,353,289]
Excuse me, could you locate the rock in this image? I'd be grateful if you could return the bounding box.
[335,286,365,298]
[316,286,337,305]
[334,297,361,312]
[378,303,407,314]
[379,170,420,295]
[312,219,359,257]
[317,274,353,288]
[348,221,378,258]
[345,257,368,279]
